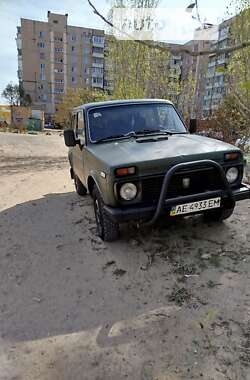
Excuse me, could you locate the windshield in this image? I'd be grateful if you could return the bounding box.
[88,103,187,142]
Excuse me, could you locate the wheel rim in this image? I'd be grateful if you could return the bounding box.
[94,198,103,237]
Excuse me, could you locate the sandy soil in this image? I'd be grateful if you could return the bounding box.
[0,132,250,380]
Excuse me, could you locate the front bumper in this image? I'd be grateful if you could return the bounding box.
[104,184,250,223]
[104,160,250,224]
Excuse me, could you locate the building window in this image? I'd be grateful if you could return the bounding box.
[92,77,103,84]
[82,32,91,43]
[53,20,58,24]
[55,58,63,63]
[72,76,76,82]
[85,78,89,85]
[83,66,89,74]
[40,72,46,81]
[40,63,45,80]
[54,36,63,42]
[54,68,63,73]
[71,34,77,41]
[39,31,46,39]
[83,47,90,55]
[83,56,89,64]
[39,42,45,48]
[72,66,76,72]
[93,47,104,54]
[93,35,104,45]
[92,67,103,75]
[55,88,64,93]
[55,47,63,52]
[93,57,103,64]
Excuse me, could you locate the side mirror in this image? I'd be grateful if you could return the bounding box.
[189,119,197,134]
[64,129,77,147]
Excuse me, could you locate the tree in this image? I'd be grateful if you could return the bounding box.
[1,82,32,107]
[212,0,250,139]
[19,84,32,106]
[226,1,250,130]
[55,87,109,127]
[213,95,247,142]
[2,83,20,106]
[106,0,180,101]
[178,71,197,121]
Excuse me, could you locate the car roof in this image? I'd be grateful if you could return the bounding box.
[73,99,173,112]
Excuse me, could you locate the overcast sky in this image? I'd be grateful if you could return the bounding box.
[0,0,231,103]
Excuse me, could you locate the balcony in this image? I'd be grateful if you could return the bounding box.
[92,62,104,68]
[92,51,104,58]
[208,61,216,68]
[217,58,226,65]
[17,69,23,80]
[92,36,105,48]
[203,95,212,101]
[212,93,223,100]
[92,77,103,88]
[206,72,215,78]
[16,37,22,49]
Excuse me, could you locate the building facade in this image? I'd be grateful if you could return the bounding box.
[202,18,233,118]
[16,12,105,119]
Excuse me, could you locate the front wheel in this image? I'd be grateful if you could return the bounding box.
[204,207,234,222]
[93,186,119,242]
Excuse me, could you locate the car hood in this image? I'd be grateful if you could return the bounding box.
[89,134,240,176]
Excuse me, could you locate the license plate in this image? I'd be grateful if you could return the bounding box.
[170,197,221,216]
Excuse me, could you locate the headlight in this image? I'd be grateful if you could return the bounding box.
[120,183,137,200]
[226,167,239,184]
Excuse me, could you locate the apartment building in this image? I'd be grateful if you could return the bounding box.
[202,18,233,118]
[180,27,213,119]
[16,12,105,119]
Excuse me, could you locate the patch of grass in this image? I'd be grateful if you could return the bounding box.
[168,286,191,306]
[208,255,222,267]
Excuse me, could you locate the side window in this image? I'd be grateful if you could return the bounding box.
[72,114,77,130]
[77,111,85,144]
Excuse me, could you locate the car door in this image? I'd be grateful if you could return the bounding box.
[73,109,86,186]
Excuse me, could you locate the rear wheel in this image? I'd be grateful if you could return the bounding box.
[204,207,234,222]
[74,174,87,196]
[93,185,119,242]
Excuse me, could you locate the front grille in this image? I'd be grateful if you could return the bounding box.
[141,167,223,203]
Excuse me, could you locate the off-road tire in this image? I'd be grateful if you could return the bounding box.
[204,207,234,222]
[93,185,119,242]
[74,174,87,196]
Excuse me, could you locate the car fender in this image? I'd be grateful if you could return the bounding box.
[87,170,108,202]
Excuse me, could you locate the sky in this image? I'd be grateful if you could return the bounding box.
[0,0,232,103]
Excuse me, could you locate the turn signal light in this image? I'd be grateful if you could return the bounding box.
[115,167,136,176]
[225,152,240,161]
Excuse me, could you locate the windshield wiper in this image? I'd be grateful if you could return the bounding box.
[126,129,173,136]
[95,134,129,143]
[94,129,183,143]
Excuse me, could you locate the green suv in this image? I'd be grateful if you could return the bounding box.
[64,99,250,241]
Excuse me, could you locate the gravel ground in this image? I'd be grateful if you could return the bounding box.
[0,132,250,380]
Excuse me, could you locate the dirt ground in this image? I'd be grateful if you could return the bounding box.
[0,131,250,380]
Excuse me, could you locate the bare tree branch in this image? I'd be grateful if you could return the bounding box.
[87,0,250,57]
